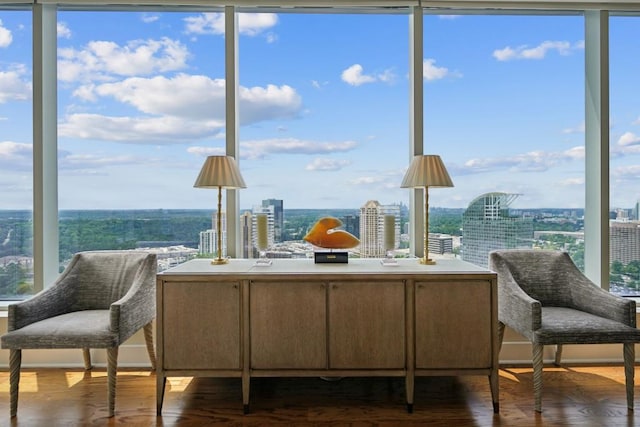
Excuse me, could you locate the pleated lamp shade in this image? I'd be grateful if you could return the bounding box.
[401,155,454,188]
[194,156,247,189]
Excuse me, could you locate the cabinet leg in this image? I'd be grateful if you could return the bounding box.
[156,375,166,415]
[489,371,499,413]
[242,373,250,415]
[405,372,414,414]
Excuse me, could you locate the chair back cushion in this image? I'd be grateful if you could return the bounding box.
[493,250,573,306]
[68,251,154,311]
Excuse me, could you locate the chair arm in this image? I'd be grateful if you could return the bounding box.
[7,255,82,331]
[497,273,542,340]
[569,272,636,327]
[109,254,157,343]
[490,252,541,340]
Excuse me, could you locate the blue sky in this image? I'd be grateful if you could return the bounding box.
[0,9,638,211]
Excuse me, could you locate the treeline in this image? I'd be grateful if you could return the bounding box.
[59,216,211,261]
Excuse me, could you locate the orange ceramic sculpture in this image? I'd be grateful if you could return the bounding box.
[303,216,360,249]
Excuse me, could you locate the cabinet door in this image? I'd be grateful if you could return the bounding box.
[162,281,241,370]
[328,281,405,369]
[250,281,327,369]
[415,280,492,369]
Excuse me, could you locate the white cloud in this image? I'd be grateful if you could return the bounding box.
[142,14,160,24]
[613,165,640,179]
[558,177,584,186]
[61,153,140,168]
[0,140,31,158]
[311,80,328,89]
[423,58,459,81]
[0,65,31,103]
[617,131,640,147]
[350,176,383,185]
[63,74,303,142]
[239,84,302,124]
[458,145,584,175]
[184,13,278,36]
[0,20,12,48]
[341,64,376,86]
[58,113,224,143]
[186,146,225,157]
[562,122,585,134]
[305,158,352,171]
[341,64,395,86]
[189,138,357,160]
[0,141,32,170]
[57,22,71,39]
[239,138,357,160]
[493,40,582,61]
[58,38,190,82]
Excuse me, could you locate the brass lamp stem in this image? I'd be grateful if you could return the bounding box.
[420,186,435,265]
[212,185,228,265]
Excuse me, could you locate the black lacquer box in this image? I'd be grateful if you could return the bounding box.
[314,251,348,264]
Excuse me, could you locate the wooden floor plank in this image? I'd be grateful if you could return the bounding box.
[0,366,638,426]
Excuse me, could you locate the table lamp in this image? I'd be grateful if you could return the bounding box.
[401,154,454,265]
[194,155,246,265]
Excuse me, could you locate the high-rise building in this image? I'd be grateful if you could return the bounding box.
[239,212,254,259]
[252,205,275,250]
[199,211,227,256]
[429,233,453,255]
[342,214,360,239]
[610,220,640,265]
[262,199,284,242]
[461,192,533,268]
[359,200,400,258]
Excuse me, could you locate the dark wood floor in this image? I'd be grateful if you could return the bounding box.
[0,365,639,426]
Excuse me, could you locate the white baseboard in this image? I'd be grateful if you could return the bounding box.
[0,341,636,369]
[0,344,155,369]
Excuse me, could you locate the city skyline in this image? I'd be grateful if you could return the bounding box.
[0,11,639,211]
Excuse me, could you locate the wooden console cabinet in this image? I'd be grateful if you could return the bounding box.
[156,258,499,414]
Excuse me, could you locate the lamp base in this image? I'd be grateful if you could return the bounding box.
[419,257,436,265]
[211,258,229,265]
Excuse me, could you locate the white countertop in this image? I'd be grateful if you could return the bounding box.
[158,256,494,277]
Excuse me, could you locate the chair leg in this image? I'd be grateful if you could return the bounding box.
[532,343,543,413]
[497,321,505,352]
[107,347,118,417]
[624,342,635,411]
[554,344,563,366]
[143,322,157,371]
[82,348,92,370]
[9,349,21,418]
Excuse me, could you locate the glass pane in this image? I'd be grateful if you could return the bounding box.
[609,15,640,296]
[237,12,409,258]
[0,10,33,300]
[57,10,224,271]
[424,13,585,268]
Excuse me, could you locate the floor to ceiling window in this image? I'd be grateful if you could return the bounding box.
[0,4,626,300]
[609,14,640,296]
[423,12,585,268]
[56,10,225,271]
[236,11,409,251]
[0,9,33,299]
[236,11,410,212]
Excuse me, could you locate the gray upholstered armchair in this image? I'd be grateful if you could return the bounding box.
[489,249,640,413]
[1,250,157,418]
